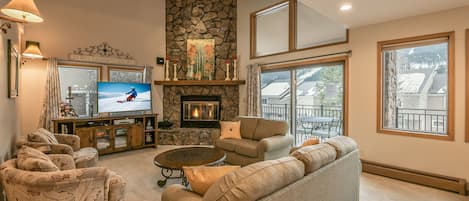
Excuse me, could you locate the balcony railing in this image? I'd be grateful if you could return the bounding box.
[261,104,342,121]
[394,108,447,134]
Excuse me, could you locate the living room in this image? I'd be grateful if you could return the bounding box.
[1,0,469,200]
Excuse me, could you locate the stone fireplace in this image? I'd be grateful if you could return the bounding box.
[158,85,239,145]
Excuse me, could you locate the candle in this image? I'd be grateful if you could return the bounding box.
[233,56,238,81]
[164,56,170,81]
[173,60,178,81]
[225,60,231,81]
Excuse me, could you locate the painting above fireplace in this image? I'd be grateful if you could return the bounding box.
[181,95,221,128]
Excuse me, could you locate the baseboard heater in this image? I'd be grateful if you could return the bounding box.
[361,160,467,195]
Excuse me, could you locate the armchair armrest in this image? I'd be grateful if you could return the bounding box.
[25,142,74,155]
[47,154,76,170]
[162,184,203,201]
[54,134,81,151]
[108,171,127,201]
[258,135,294,152]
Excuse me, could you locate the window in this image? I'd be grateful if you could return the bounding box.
[377,32,455,140]
[250,0,348,58]
[260,57,348,145]
[109,67,144,83]
[58,63,147,117]
[58,65,100,117]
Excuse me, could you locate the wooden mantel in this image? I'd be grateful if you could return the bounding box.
[154,80,246,86]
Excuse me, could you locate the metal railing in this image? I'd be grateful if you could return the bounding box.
[262,104,343,145]
[394,108,447,134]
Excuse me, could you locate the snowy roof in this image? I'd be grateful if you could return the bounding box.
[261,82,290,96]
[398,73,425,93]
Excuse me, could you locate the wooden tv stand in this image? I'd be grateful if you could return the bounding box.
[52,114,158,155]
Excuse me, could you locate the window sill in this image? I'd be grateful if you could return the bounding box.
[377,128,454,141]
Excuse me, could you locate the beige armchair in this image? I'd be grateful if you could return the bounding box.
[215,116,294,166]
[0,154,126,201]
[26,128,99,168]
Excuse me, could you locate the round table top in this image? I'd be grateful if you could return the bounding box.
[153,147,226,170]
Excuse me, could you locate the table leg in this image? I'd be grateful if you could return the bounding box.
[158,168,174,187]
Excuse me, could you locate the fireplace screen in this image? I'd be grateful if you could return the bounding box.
[181,96,221,128]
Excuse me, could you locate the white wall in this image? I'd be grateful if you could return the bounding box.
[20,0,166,136]
[238,0,469,183]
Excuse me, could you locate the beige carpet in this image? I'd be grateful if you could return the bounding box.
[99,146,469,201]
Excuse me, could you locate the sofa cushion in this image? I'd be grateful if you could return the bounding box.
[325,136,358,158]
[290,144,337,175]
[203,157,305,201]
[234,139,258,158]
[235,116,260,139]
[16,146,59,172]
[220,121,241,139]
[253,119,289,140]
[216,139,238,152]
[183,165,241,195]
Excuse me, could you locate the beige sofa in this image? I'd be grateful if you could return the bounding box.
[215,116,293,166]
[0,152,125,201]
[162,136,361,201]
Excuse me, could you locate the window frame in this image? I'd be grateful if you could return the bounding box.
[250,0,349,59]
[107,66,145,83]
[260,56,350,141]
[376,31,455,141]
[466,29,469,143]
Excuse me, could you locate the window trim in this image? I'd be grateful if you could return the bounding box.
[466,29,469,143]
[250,0,349,59]
[376,31,455,141]
[260,56,349,138]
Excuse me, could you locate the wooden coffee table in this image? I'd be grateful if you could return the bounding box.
[153,147,226,187]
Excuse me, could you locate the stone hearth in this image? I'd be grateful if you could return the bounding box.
[160,85,239,145]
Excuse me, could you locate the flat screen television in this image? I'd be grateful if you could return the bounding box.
[97,82,152,113]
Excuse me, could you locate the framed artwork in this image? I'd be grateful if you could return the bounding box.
[7,39,19,98]
[187,39,215,80]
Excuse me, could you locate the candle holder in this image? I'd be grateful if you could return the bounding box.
[225,61,231,81]
[164,57,170,81]
[233,58,238,81]
[173,61,178,81]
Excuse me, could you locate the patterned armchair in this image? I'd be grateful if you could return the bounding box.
[25,128,99,168]
[0,154,126,201]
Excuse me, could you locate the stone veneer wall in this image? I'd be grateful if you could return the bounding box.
[162,85,239,128]
[166,0,237,80]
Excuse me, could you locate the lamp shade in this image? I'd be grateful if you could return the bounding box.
[23,41,43,59]
[1,0,43,23]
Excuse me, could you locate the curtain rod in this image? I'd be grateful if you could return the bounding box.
[41,57,148,68]
[259,50,352,66]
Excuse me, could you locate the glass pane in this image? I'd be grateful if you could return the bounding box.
[58,66,98,117]
[109,69,143,83]
[296,0,347,49]
[96,129,111,150]
[114,128,128,148]
[382,42,448,135]
[261,70,291,122]
[256,2,289,56]
[296,64,344,144]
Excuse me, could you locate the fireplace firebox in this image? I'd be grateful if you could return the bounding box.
[181,95,221,128]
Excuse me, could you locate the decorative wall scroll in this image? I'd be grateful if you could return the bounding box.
[69,42,137,65]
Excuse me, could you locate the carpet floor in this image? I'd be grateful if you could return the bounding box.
[98,146,469,201]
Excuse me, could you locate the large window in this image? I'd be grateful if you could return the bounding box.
[58,63,146,117]
[250,0,348,58]
[377,32,455,140]
[58,65,100,117]
[260,57,348,145]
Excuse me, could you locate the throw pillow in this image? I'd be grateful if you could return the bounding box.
[301,137,320,147]
[183,166,241,195]
[17,145,59,172]
[219,121,241,139]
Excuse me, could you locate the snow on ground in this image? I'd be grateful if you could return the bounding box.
[99,91,151,112]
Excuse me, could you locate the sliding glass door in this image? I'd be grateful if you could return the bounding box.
[261,61,346,145]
